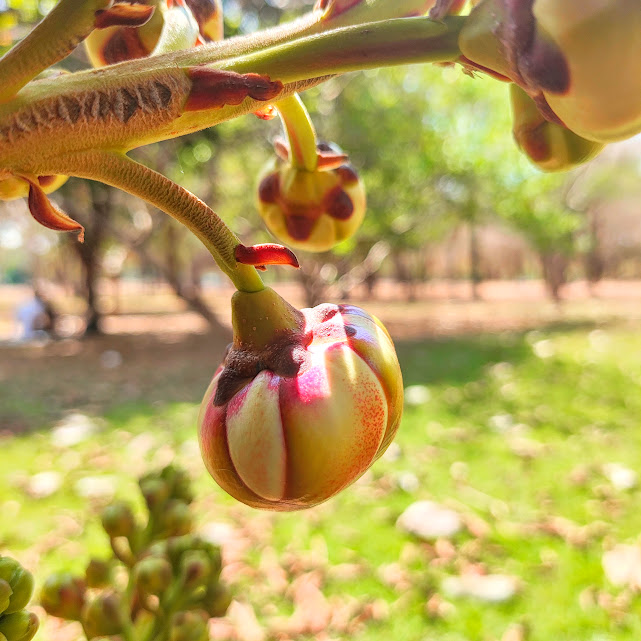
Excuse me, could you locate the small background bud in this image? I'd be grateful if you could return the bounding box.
[0,579,12,615]
[101,501,136,538]
[39,573,86,620]
[169,610,209,641]
[85,559,111,589]
[134,557,173,596]
[0,558,34,614]
[0,611,39,641]
[81,592,123,639]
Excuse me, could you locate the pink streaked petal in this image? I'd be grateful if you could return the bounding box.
[280,345,387,502]
[226,371,287,501]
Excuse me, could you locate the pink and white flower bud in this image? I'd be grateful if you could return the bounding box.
[198,288,403,510]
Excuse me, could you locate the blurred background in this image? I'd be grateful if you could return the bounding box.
[2,2,641,641]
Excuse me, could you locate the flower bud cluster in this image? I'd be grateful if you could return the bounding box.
[40,465,230,641]
[0,557,38,641]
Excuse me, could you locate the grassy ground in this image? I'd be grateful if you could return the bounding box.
[2,305,641,640]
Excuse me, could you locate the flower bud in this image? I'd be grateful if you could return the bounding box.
[179,551,211,589]
[39,573,86,620]
[160,465,194,504]
[510,83,603,171]
[169,610,209,641]
[160,500,194,536]
[198,287,403,510]
[134,557,173,596]
[81,592,123,639]
[257,144,366,253]
[0,611,38,641]
[460,0,641,143]
[101,501,136,538]
[0,580,12,615]
[165,536,221,577]
[140,477,171,511]
[0,558,34,615]
[535,0,641,142]
[201,583,231,618]
[85,559,111,589]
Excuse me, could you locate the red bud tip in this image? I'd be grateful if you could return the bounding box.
[94,3,155,29]
[254,105,278,121]
[235,243,300,269]
[316,149,349,170]
[186,68,284,112]
[26,179,85,243]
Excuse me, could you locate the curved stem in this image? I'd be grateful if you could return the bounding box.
[0,0,112,101]
[275,94,318,172]
[46,151,264,293]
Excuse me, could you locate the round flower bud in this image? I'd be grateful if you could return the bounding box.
[81,592,123,639]
[0,558,34,615]
[101,501,136,538]
[257,149,366,253]
[160,465,194,504]
[85,559,111,589]
[201,583,231,618]
[510,83,603,171]
[169,610,209,641]
[535,0,641,142]
[198,287,403,510]
[134,557,173,596]
[140,477,171,511]
[179,551,211,589]
[39,573,86,621]
[0,580,12,615]
[160,500,194,536]
[0,611,38,641]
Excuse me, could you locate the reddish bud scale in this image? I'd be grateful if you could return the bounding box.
[198,292,403,511]
[185,69,283,112]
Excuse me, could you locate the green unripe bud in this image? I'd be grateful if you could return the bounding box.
[180,551,211,589]
[166,536,221,577]
[0,558,34,614]
[39,573,86,620]
[169,610,209,641]
[140,478,171,511]
[0,611,39,641]
[161,500,194,536]
[0,580,12,615]
[161,465,194,504]
[85,559,111,589]
[81,592,123,639]
[510,83,603,171]
[134,557,173,596]
[101,501,136,538]
[201,583,231,618]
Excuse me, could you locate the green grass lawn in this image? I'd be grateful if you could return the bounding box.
[2,322,641,640]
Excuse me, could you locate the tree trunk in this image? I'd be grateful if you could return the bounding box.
[540,251,569,303]
[469,221,482,300]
